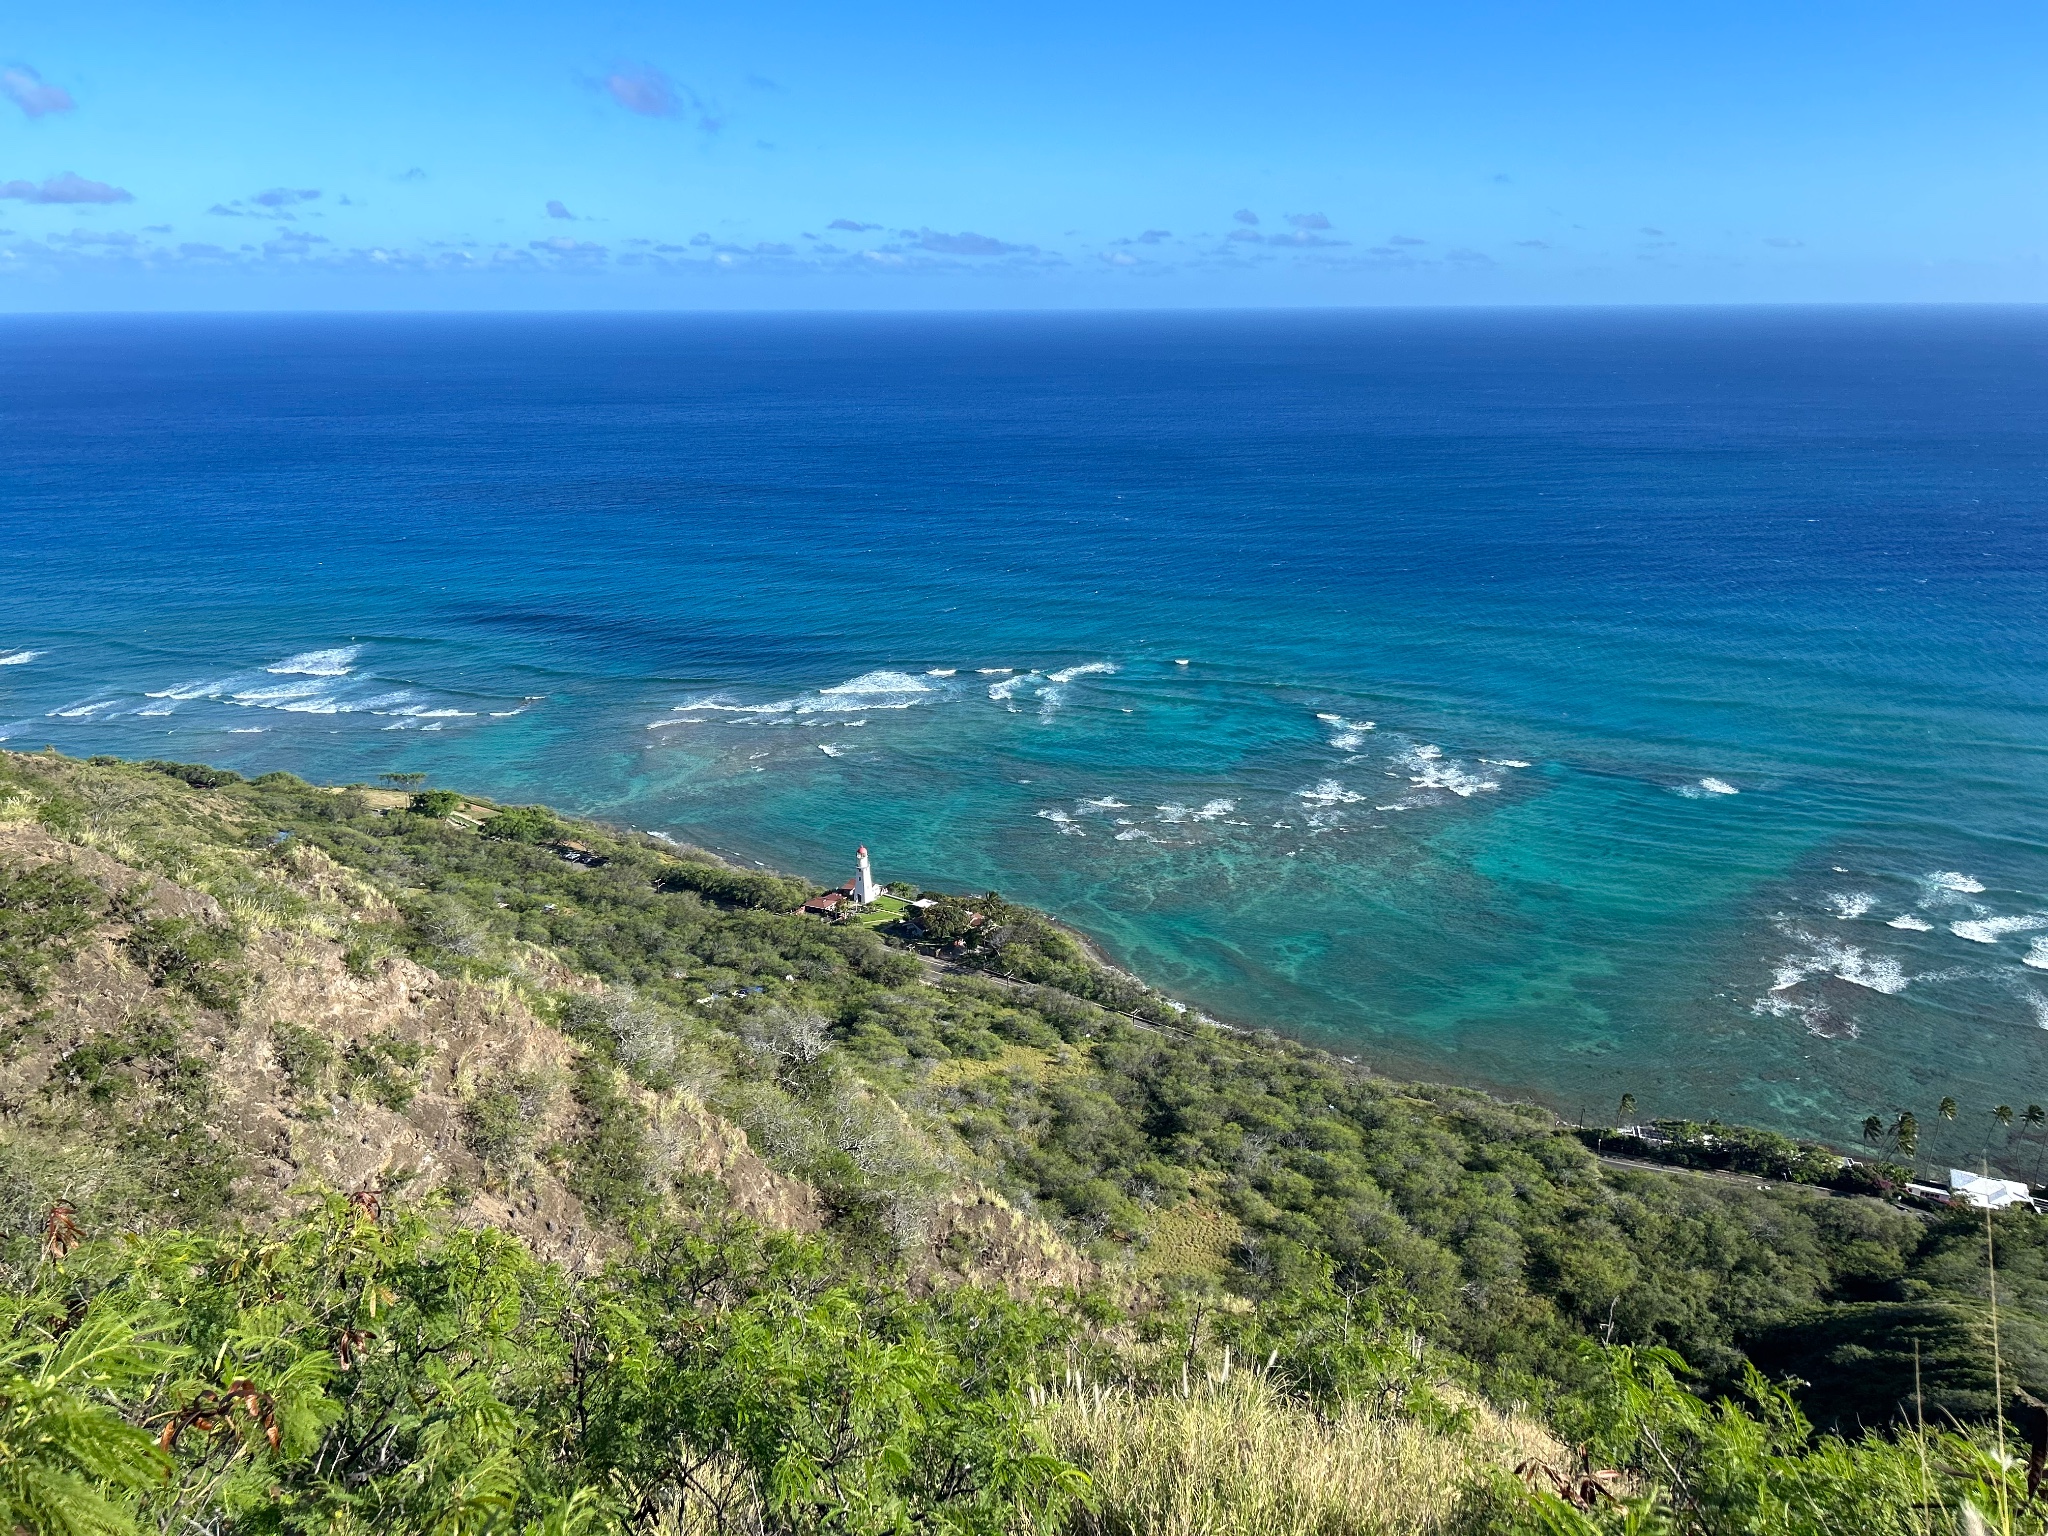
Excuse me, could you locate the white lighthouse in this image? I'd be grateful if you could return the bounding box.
[854,845,881,905]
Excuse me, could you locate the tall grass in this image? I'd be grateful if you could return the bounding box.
[1040,1372,1559,1536]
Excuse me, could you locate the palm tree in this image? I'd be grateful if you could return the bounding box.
[1893,1111,1919,1160]
[1617,1092,1636,1127]
[1939,1096,1958,1122]
[2026,1105,2047,1179]
[1862,1114,1885,1148]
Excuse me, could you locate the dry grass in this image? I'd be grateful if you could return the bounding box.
[1041,1373,1559,1536]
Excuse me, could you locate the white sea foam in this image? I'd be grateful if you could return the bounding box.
[1297,780,1366,806]
[818,744,845,757]
[0,650,43,666]
[226,727,264,734]
[1768,935,1912,997]
[646,719,688,730]
[1481,759,1532,769]
[148,677,241,700]
[801,670,934,712]
[1887,914,1934,931]
[1927,871,1987,895]
[1699,777,1739,795]
[988,674,1032,702]
[266,646,360,677]
[925,668,957,677]
[1951,915,2048,945]
[976,668,1013,674]
[1193,799,1235,821]
[1397,744,1497,798]
[2025,939,2048,972]
[1047,661,1117,684]
[1037,808,1086,836]
[231,679,331,705]
[1156,803,1192,823]
[1082,796,1129,810]
[135,704,174,717]
[49,700,120,718]
[1115,827,1155,841]
[1320,714,1377,750]
[1826,892,1877,920]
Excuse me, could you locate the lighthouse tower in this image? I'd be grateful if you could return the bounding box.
[854,845,881,905]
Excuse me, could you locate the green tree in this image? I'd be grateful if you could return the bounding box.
[1938,1096,1958,1122]
[1617,1093,1637,1125]
[409,788,464,818]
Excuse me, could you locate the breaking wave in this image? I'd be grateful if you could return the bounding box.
[1296,780,1366,806]
[1826,892,1876,920]
[1046,661,1117,684]
[1037,808,1086,836]
[266,646,360,677]
[1398,744,1498,798]
[0,650,43,666]
[1927,871,1987,895]
[1887,914,1934,931]
[1951,915,2048,945]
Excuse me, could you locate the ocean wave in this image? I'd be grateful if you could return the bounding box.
[799,669,935,712]
[1296,780,1366,806]
[226,727,265,733]
[230,678,332,705]
[925,668,957,676]
[266,645,360,677]
[0,650,43,666]
[48,700,121,719]
[1926,871,1987,895]
[1317,713,1376,750]
[1677,776,1740,797]
[1082,796,1129,810]
[148,676,242,700]
[818,744,845,757]
[1951,914,2048,945]
[988,674,1034,702]
[1480,758,1532,769]
[1046,661,1117,684]
[1115,827,1156,841]
[1826,892,1876,920]
[1774,931,1911,994]
[976,667,1013,675]
[135,704,175,717]
[1037,808,1086,836]
[1398,744,1497,798]
[1156,802,1192,823]
[280,690,415,716]
[1193,798,1235,820]
[1887,913,1934,931]
[2026,939,2048,973]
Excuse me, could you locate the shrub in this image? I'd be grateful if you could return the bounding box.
[656,862,811,912]
[271,1022,334,1096]
[137,758,243,788]
[409,789,465,818]
[481,803,560,843]
[343,1034,427,1111]
[0,858,103,998]
[121,915,248,1012]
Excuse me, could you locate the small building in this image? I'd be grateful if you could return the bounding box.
[1947,1168,2035,1211]
[802,890,850,917]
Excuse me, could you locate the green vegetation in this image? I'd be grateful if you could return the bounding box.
[121,912,249,1012]
[0,857,102,998]
[409,788,466,818]
[5,747,2048,1534]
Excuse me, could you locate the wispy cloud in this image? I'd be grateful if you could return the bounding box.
[1764,236,1803,248]
[1639,225,1664,237]
[253,187,320,208]
[907,228,1034,256]
[1,66,74,119]
[1515,238,1549,249]
[1286,212,1331,230]
[395,167,428,182]
[600,65,722,132]
[0,172,131,204]
[1232,208,1259,225]
[828,218,881,232]
[546,200,574,220]
[1387,234,1425,246]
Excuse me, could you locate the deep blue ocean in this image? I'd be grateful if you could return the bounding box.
[4,309,2045,1155]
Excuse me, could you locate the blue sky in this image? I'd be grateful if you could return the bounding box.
[4,0,2045,308]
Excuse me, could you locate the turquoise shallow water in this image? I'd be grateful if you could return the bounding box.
[3,308,2045,1154]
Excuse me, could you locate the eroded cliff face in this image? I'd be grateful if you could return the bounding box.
[1,814,1083,1292]
[0,822,819,1267]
